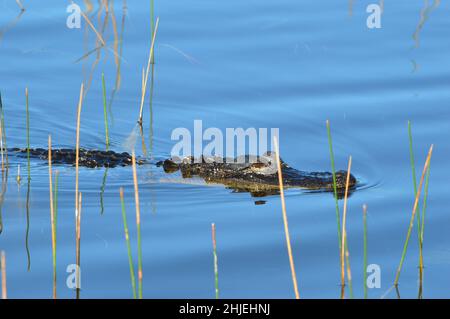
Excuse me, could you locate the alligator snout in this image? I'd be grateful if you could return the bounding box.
[334,170,357,189]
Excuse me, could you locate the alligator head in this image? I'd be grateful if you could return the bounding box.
[157,152,357,199]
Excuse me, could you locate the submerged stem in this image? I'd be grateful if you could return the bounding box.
[119,187,137,299]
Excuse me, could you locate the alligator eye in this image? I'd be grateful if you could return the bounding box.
[250,163,267,169]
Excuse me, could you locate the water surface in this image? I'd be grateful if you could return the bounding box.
[0,0,449,298]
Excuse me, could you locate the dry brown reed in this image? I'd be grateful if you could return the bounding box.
[131,151,143,299]
[76,192,82,299]
[273,136,300,299]
[75,84,84,220]
[340,156,352,298]
[48,135,57,299]
[138,17,160,125]
[1,250,5,299]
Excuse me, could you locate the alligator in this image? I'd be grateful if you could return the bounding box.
[5,148,357,198]
[6,147,145,168]
[156,152,357,198]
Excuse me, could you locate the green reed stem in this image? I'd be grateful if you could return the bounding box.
[150,0,155,64]
[120,187,137,299]
[138,17,159,125]
[102,73,110,151]
[408,122,422,246]
[25,177,31,270]
[148,63,155,159]
[326,120,342,251]
[408,121,432,285]
[25,88,30,181]
[363,204,368,299]
[0,92,9,170]
[394,145,433,287]
[326,121,352,296]
[408,121,418,195]
[25,89,31,271]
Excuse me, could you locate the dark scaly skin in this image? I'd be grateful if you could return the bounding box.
[6,148,357,198]
[157,155,357,198]
[8,148,145,168]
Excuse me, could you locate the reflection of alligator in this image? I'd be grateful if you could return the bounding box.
[7,148,146,168]
[157,152,357,198]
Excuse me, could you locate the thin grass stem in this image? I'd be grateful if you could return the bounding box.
[1,250,5,299]
[273,136,300,299]
[150,0,155,64]
[394,145,434,287]
[420,165,431,247]
[0,92,8,171]
[54,171,59,248]
[101,73,110,150]
[340,157,352,298]
[345,249,353,298]
[25,88,30,181]
[25,174,31,270]
[76,192,82,299]
[326,121,343,252]
[132,152,143,299]
[327,121,352,296]
[119,187,137,299]
[0,119,4,173]
[0,158,7,235]
[138,17,159,125]
[75,84,84,220]
[25,88,31,270]
[48,135,57,299]
[363,204,368,299]
[418,164,431,295]
[409,121,432,289]
[211,223,219,299]
[148,63,155,159]
[408,122,423,258]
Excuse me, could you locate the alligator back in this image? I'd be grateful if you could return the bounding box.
[8,148,145,168]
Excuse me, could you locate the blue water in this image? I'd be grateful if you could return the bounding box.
[0,0,449,298]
